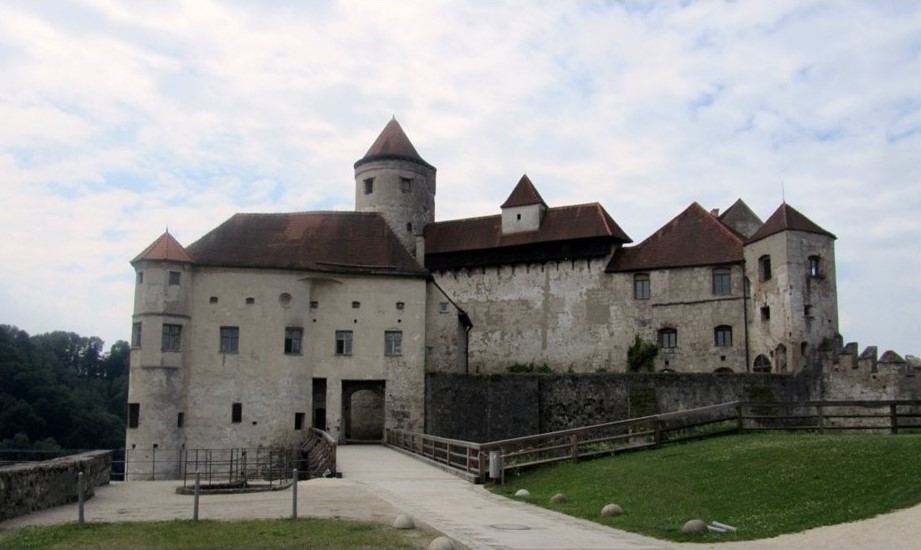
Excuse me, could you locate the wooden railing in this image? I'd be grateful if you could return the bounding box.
[304,427,338,478]
[739,400,921,434]
[389,400,921,484]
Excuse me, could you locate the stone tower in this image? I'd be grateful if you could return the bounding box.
[354,118,436,260]
[744,203,838,373]
[125,231,192,479]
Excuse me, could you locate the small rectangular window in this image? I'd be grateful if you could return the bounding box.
[759,255,772,281]
[136,272,143,284]
[131,322,142,348]
[809,255,821,277]
[169,271,181,285]
[364,178,374,195]
[385,330,402,356]
[439,302,449,314]
[712,269,731,295]
[634,274,650,300]
[161,324,182,352]
[285,327,303,355]
[715,326,733,347]
[310,301,319,309]
[177,412,185,428]
[658,329,677,349]
[220,326,240,353]
[400,177,412,193]
[128,403,140,429]
[336,330,353,355]
[761,306,771,321]
[231,403,242,423]
[294,412,305,430]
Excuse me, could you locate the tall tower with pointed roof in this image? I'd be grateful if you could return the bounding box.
[354,119,436,259]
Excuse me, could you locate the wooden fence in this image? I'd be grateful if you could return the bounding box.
[387,400,921,484]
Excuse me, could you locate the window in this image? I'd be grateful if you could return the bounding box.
[658,329,677,349]
[400,177,412,193]
[161,324,182,352]
[809,255,821,277]
[294,412,305,430]
[753,354,771,373]
[209,296,219,304]
[352,301,360,309]
[712,269,731,295]
[284,327,303,355]
[715,325,733,347]
[363,178,374,194]
[761,306,771,321]
[220,326,239,353]
[406,222,413,232]
[131,322,142,348]
[439,302,449,314]
[385,331,402,356]
[231,403,242,423]
[396,301,405,310]
[169,271,181,285]
[634,274,650,300]
[759,255,772,281]
[128,403,140,429]
[335,330,353,355]
[310,300,319,309]
[136,272,143,284]
[245,297,255,304]
[177,412,184,428]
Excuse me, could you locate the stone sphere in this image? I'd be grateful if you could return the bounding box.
[601,503,623,517]
[428,536,457,550]
[515,489,531,497]
[682,519,708,534]
[392,513,415,529]
[550,493,567,503]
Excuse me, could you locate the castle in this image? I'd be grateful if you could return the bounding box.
[125,119,839,478]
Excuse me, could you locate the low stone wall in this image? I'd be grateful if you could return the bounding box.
[0,451,111,522]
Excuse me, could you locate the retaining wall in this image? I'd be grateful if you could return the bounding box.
[426,370,818,442]
[0,451,111,522]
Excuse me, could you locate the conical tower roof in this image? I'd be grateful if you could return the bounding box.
[748,203,836,243]
[132,231,194,264]
[354,118,434,170]
[501,174,547,208]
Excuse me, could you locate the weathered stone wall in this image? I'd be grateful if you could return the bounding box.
[0,451,110,522]
[822,342,921,400]
[426,371,812,442]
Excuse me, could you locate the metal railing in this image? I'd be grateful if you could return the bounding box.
[181,447,296,488]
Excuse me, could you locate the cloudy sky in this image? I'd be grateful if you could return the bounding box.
[1,1,918,357]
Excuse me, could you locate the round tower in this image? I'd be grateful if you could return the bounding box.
[125,231,192,479]
[354,118,436,258]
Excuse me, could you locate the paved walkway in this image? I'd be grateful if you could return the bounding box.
[3,445,921,549]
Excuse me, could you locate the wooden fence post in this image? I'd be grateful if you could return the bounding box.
[736,403,744,434]
[891,404,899,434]
[570,434,579,463]
[654,419,661,447]
[817,404,825,434]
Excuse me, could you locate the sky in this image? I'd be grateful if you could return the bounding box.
[0,0,918,358]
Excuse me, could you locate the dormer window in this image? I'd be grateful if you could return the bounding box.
[364,178,374,195]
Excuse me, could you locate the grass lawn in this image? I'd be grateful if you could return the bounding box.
[0,518,436,549]
[490,433,921,543]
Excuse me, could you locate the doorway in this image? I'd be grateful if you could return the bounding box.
[341,380,385,442]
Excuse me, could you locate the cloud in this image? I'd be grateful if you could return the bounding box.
[0,0,918,356]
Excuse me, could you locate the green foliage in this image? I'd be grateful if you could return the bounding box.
[0,518,429,549]
[506,362,552,374]
[0,325,129,452]
[626,335,658,373]
[492,433,921,542]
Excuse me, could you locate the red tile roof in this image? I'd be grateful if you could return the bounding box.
[747,202,836,243]
[606,202,745,272]
[501,175,547,208]
[132,231,194,264]
[354,118,434,170]
[185,211,427,276]
[425,203,631,255]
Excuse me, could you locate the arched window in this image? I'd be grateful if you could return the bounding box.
[808,255,821,278]
[658,328,677,349]
[712,268,731,295]
[634,273,650,300]
[753,354,771,373]
[714,325,732,347]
